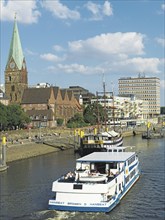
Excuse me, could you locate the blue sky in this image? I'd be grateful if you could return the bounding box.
[0,0,165,105]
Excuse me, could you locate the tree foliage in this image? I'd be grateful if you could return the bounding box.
[0,103,31,130]
[57,118,64,126]
[83,102,105,125]
[66,103,106,128]
[67,113,87,128]
[0,103,8,129]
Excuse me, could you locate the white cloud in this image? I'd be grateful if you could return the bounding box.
[85,1,100,16]
[47,56,161,76]
[53,45,65,52]
[69,32,145,56]
[156,38,165,47]
[41,0,80,20]
[85,0,113,20]
[0,0,41,24]
[112,57,161,74]
[51,63,103,75]
[161,4,165,10]
[25,48,38,56]
[103,1,113,16]
[41,32,161,76]
[40,53,65,62]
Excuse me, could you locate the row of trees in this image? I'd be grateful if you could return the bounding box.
[0,103,30,131]
[0,102,105,130]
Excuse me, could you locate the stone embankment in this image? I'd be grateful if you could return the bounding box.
[0,128,75,163]
[0,126,155,163]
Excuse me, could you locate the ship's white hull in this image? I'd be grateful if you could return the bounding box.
[49,173,140,212]
[48,151,140,212]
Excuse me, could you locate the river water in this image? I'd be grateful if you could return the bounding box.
[0,135,165,220]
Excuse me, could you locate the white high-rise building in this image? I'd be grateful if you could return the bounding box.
[118,75,160,117]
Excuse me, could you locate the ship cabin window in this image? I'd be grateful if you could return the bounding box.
[88,135,94,141]
[119,183,121,191]
[125,175,129,184]
[76,162,84,171]
[90,163,95,171]
[130,169,136,178]
[128,156,136,166]
[94,136,99,141]
[98,136,103,140]
[95,162,106,174]
[102,136,109,141]
[109,162,117,169]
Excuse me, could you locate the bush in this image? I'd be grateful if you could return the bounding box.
[57,118,63,126]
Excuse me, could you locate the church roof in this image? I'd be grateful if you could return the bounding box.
[21,87,52,104]
[7,17,24,70]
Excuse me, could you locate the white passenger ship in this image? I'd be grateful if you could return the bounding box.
[48,148,140,212]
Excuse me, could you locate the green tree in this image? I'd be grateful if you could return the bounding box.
[57,118,63,126]
[7,104,30,129]
[0,103,8,130]
[83,103,105,125]
[67,113,87,128]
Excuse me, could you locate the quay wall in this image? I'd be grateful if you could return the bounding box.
[0,126,153,163]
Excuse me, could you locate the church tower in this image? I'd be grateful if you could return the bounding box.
[5,16,28,104]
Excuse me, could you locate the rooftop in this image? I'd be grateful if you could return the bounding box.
[77,152,135,163]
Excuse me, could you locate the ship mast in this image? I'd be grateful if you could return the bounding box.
[96,91,100,132]
[111,82,115,131]
[103,74,107,131]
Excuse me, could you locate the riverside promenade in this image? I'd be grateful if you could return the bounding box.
[0,126,149,163]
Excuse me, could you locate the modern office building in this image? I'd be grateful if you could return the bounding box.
[118,75,160,117]
[68,86,95,105]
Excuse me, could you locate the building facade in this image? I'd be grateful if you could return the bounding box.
[68,86,95,105]
[118,75,160,117]
[21,87,82,127]
[91,95,148,123]
[5,17,28,104]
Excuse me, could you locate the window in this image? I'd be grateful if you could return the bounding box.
[11,85,15,91]
[15,93,17,101]
[8,76,12,81]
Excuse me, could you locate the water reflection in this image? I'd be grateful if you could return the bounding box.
[0,136,164,220]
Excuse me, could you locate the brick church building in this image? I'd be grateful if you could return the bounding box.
[4,17,82,127]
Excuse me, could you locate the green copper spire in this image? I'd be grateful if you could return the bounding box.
[7,15,24,70]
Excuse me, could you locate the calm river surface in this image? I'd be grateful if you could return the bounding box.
[0,135,165,220]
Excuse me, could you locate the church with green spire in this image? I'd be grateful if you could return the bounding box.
[5,16,28,104]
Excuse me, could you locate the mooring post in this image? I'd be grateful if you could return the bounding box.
[2,137,7,166]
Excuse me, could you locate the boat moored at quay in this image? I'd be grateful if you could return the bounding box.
[78,130,123,156]
[48,148,140,212]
